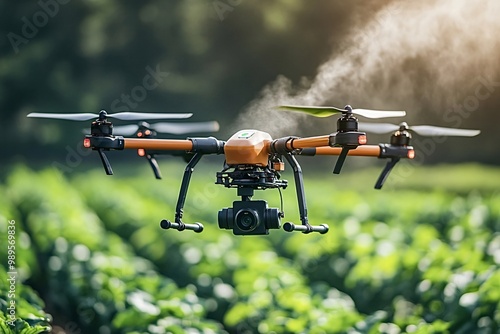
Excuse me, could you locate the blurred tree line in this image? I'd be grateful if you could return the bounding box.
[1,0,498,169]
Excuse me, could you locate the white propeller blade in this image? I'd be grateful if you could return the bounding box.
[112,124,140,136]
[28,113,99,121]
[411,125,480,137]
[28,111,193,121]
[352,109,406,119]
[108,112,192,121]
[152,121,220,134]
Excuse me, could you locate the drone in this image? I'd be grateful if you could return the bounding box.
[28,106,480,236]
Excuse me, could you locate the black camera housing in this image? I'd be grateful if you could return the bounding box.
[218,200,281,235]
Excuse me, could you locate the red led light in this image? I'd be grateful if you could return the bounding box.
[358,135,367,145]
[408,149,415,159]
[138,149,145,157]
[83,138,91,148]
[137,132,143,137]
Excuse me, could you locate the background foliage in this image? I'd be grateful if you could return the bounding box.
[1,163,499,333]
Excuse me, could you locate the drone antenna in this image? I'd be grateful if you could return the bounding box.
[344,105,353,115]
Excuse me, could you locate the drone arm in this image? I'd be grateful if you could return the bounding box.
[88,135,223,154]
[282,153,329,234]
[287,136,331,149]
[270,135,330,153]
[124,137,225,154]
[124,138,193,150]
[299,145,381,157]
[301,144,415,189]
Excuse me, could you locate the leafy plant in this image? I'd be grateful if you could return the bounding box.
[1,164,499,333]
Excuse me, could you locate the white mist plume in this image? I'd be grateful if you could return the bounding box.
[235,0,500,137]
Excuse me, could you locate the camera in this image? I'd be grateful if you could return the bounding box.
[218,200,281,235]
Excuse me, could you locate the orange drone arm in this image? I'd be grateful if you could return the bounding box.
[286,135,331,150]
[84,135,224,156]
[269,135,381,157]
[314,145,380,157]
[124,138,193,151]
[300,144,415,160]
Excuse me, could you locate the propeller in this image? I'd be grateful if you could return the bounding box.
[277,105,406,119]
[113,121,220,136]
[359,122,481,137]
[27,110,193,121]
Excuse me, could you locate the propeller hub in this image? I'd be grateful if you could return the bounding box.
[399,122,409,131]
[344,105,353,114]
[98,110,108,120]
[92,110,113,136]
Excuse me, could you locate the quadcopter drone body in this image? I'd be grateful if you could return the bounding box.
[83,126,411,235]
[28,105,479,236]
[77,111,414,235]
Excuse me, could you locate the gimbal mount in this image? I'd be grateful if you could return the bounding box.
[216,152,329,234]
[161,149,329,235]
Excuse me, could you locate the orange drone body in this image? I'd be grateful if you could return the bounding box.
[224,129,272,166]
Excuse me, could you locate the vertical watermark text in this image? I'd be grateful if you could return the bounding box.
[6,220,17,327]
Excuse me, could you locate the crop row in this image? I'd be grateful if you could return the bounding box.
[1,165,499,333]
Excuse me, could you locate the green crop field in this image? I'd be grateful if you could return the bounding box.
[1,163,499,333]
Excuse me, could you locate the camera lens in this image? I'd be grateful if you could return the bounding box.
[235,209,259,232]
[265,208,281,229]
[218,208,233,229]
